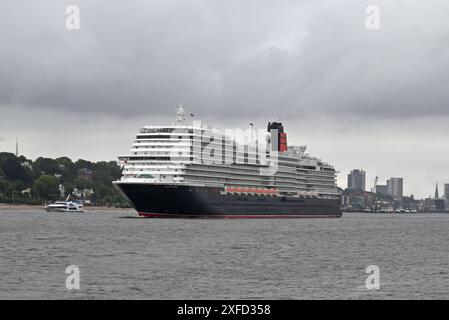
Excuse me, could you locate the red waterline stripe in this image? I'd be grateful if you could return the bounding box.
[138,212,340,219]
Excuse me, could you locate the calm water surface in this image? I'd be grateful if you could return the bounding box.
[0,209,448,299]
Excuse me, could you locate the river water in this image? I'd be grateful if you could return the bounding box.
[0,209,448,299]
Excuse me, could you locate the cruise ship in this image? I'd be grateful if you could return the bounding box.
[113,107,342,218]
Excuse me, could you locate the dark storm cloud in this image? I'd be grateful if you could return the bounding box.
[1,0,449,120]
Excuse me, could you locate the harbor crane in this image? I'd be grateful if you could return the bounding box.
[371,176,378,193]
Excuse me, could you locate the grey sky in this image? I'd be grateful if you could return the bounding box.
[1,0,449,197]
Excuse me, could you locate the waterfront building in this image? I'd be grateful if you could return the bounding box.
[387,178,403,198]
[376,184,388,196]
[347,169,366,191]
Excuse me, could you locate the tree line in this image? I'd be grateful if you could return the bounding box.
[0,152,130,207]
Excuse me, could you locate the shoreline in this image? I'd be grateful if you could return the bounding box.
[0,204,133,211]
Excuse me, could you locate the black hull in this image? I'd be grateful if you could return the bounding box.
[115,183,342,218]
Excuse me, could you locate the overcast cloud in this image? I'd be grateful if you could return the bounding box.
[1,0,449,197]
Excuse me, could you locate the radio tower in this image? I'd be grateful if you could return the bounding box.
[15,136,19,157]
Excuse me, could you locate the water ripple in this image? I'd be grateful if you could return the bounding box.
[0,210,448,299]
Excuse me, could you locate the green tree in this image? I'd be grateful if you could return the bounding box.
[32,175,59,201]
[0,178,9,196]
[34,157,60,176]
[73,177,88,190]
[0,153,33,185]
[63,182,74,197]
[93,184,111,199]
[55,157,76,179]
[10,180,26,192]
[74,159,93,170]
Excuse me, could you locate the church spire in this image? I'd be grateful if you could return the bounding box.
[435,182,439,199]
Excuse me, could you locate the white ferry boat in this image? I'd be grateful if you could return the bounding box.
[45,201,85,213]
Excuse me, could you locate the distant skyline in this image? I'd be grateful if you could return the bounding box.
[1,0,449,198]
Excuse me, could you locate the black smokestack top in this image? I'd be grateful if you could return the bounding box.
[267,122,288,152]
[267,122,284,133]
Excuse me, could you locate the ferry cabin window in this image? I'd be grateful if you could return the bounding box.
[136,174,155,179]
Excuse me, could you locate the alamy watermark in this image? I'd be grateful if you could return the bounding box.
[365,5,380,30]
[365,265,380,290]
[65,265,80,290]
[166,121,279,176]
[65,5,80,30]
